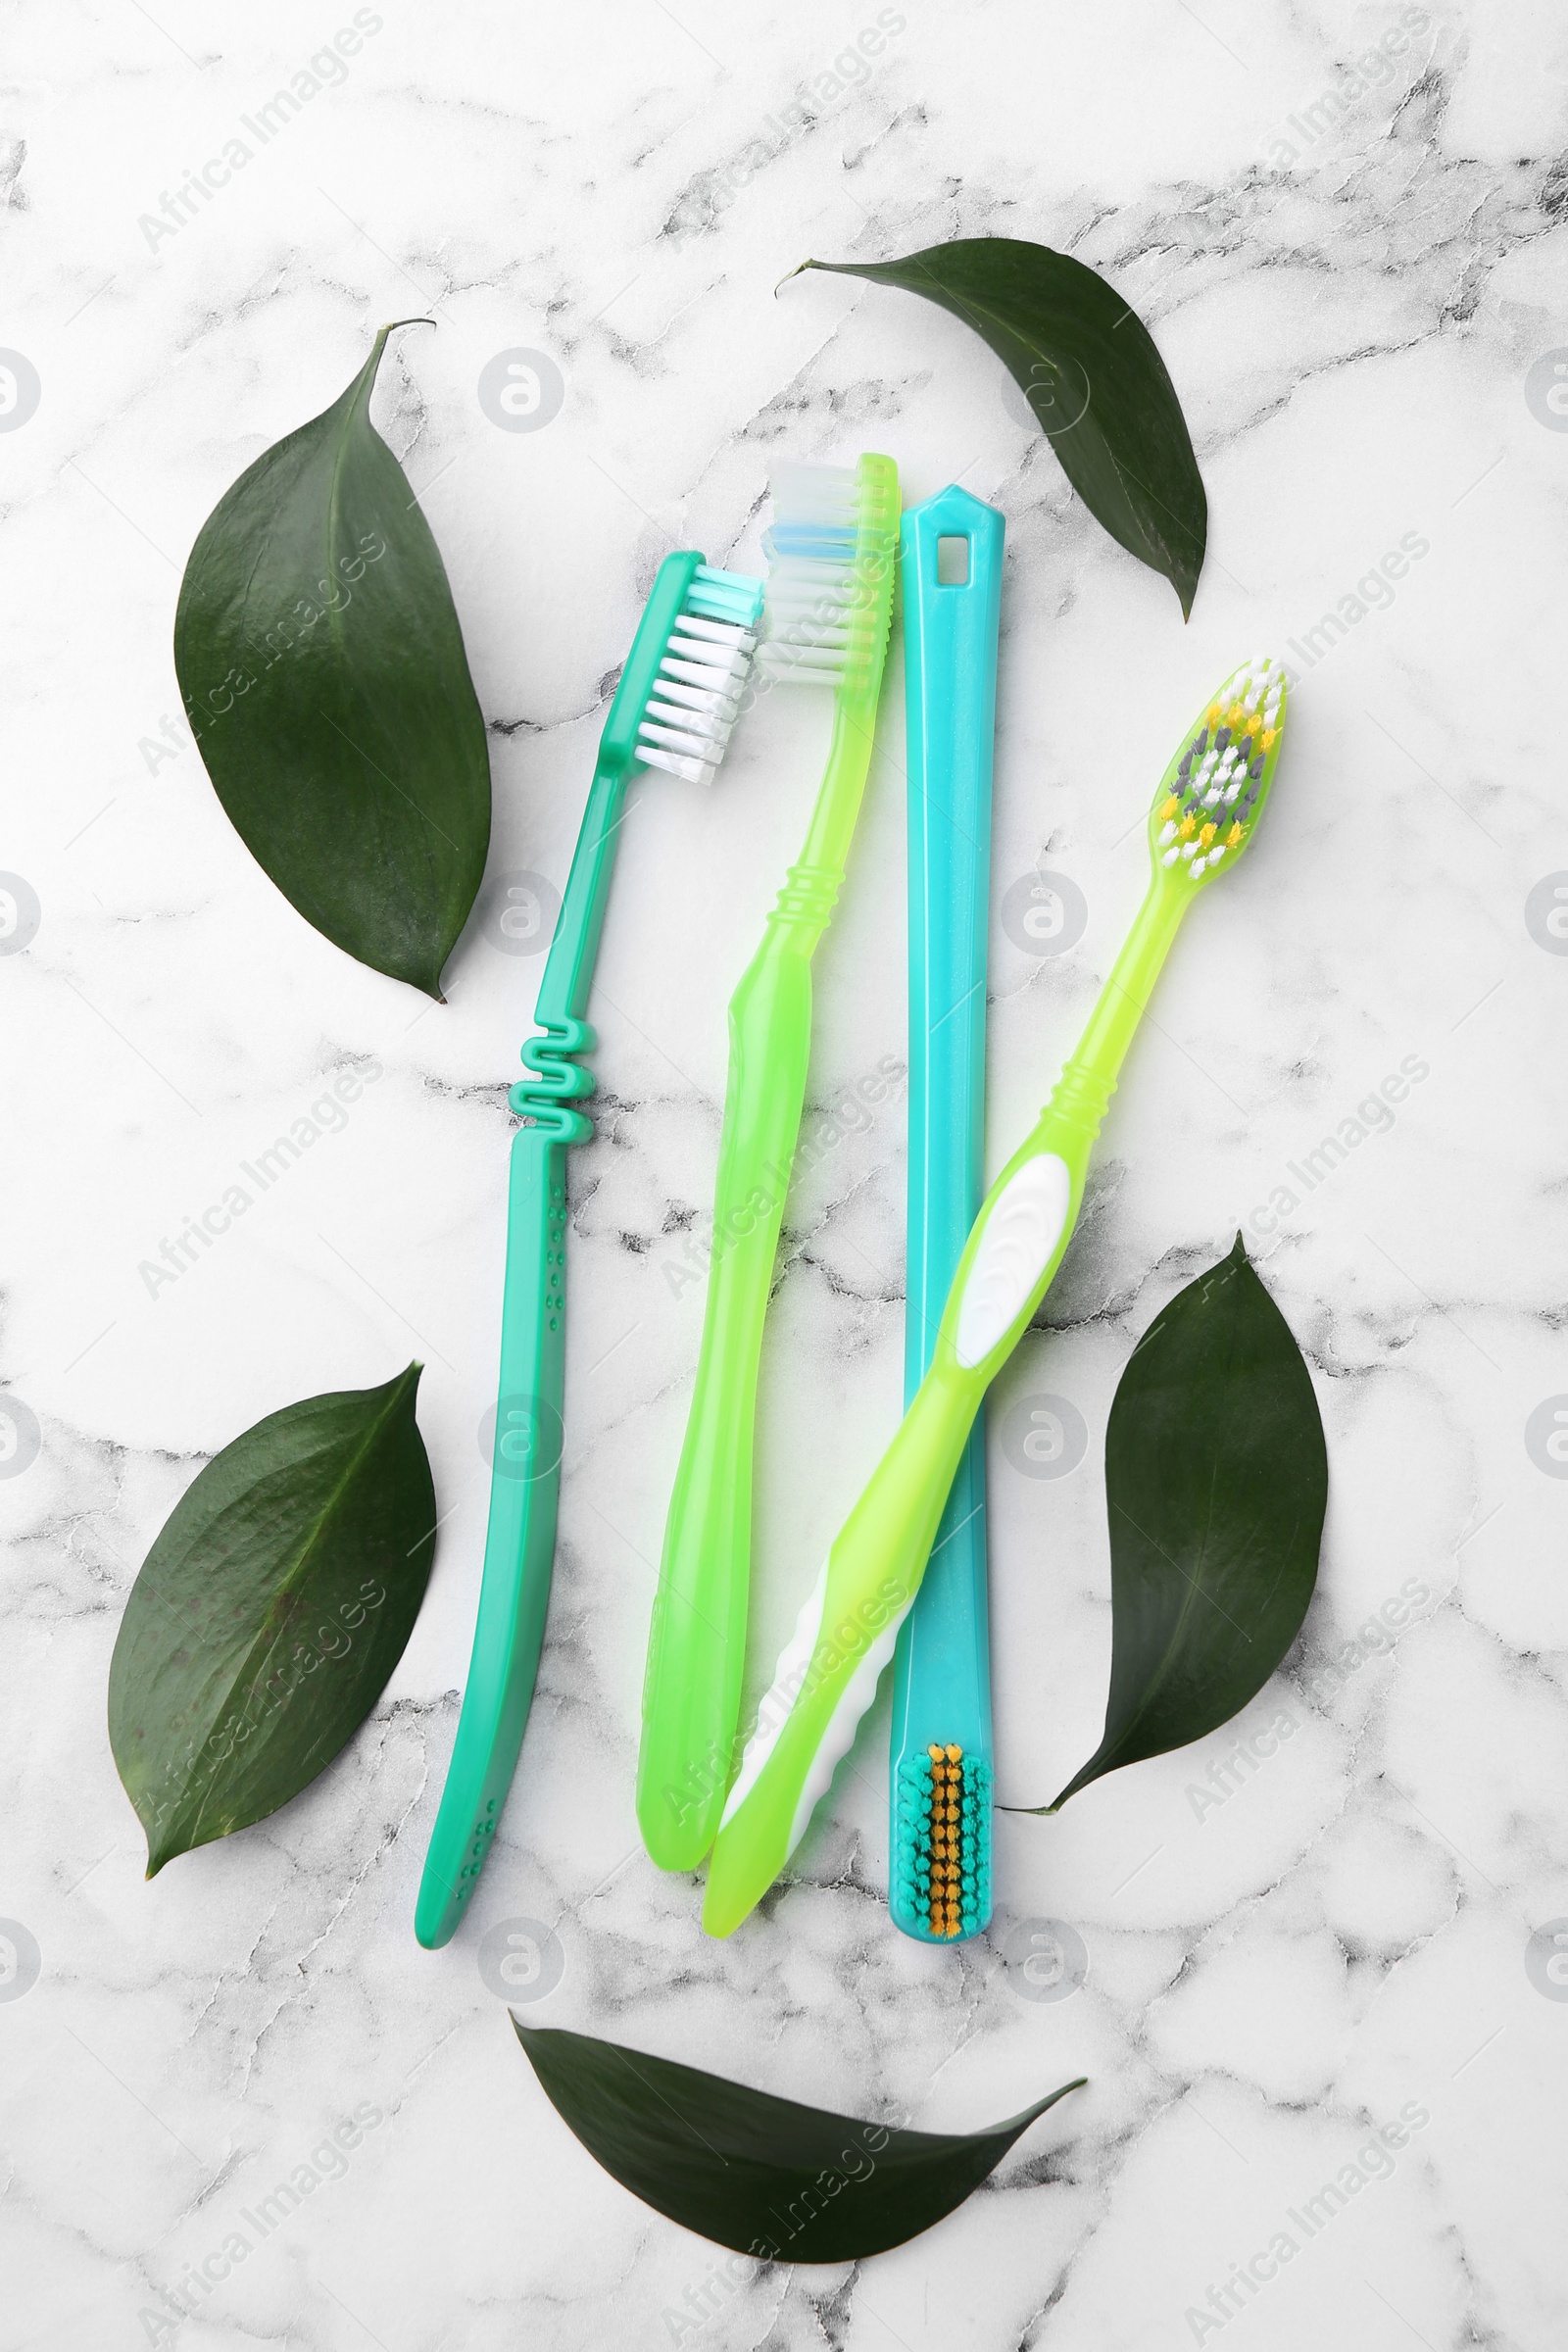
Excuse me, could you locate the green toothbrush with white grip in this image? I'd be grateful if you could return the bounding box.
[415,551,762,1949]
[703,653,1289,1936]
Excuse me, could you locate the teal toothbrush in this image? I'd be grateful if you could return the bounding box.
[890,485,1004,1944]
[704,655,1289,1936]
[416,552,763,1948]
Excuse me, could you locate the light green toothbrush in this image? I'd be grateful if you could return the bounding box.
[703,654,1290,1936]
[637,456,901,1872]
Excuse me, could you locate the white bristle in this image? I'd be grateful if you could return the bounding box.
[649,679,731,719]
[668,623,749,665]
[639,749,715,783]
[645,687,722,724]
[757,644,846,678]
[775,461,856,486]
[664,649,744,688]
[642,720,721,757]
[764,609,854,637]
[659,656,735,696]
[644,700,733,746]
[635,561,763,785]
[676,615,757,652]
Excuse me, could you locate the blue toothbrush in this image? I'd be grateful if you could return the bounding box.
[889,486,1004,1942]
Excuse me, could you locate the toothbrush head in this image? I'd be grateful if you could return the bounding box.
[630,561,765,784]
[755,455,900,700]
[1151,655,1288,887]
[893,1742,993,1941]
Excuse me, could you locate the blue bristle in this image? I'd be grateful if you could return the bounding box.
[764,522,857,559]
[689,562,764,627]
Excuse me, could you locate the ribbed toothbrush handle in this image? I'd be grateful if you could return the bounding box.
[1044,1054,1116,1141]
[637,905,824,1869]
[770,859,843,932]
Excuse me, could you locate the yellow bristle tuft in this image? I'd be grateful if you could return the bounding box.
[917,1740,969,1938]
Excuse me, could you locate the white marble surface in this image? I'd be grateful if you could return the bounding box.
[4,0,1568,2344]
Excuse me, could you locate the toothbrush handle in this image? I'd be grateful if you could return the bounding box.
[638,871,837,1869]
[702,1357,983,1936]
[414,756,630,1948]
[892,485,1004,1937]
[703,1092,1102,1938]
[704,884,1203,1933]
[415,1115,579,1948]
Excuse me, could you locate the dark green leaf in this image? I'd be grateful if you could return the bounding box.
[173,323,491,998]
[109,1365,437,1874]
[1022,1235,1327,1811]
[793,237,1206,616]
[514,2022,1084,2261]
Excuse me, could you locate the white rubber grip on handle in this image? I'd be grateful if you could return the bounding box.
[721,1561,913,1857]
[953,1152,1073,1368]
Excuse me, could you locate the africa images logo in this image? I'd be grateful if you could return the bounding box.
[1185,2103,1431,2340]
[136,13,384,252]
